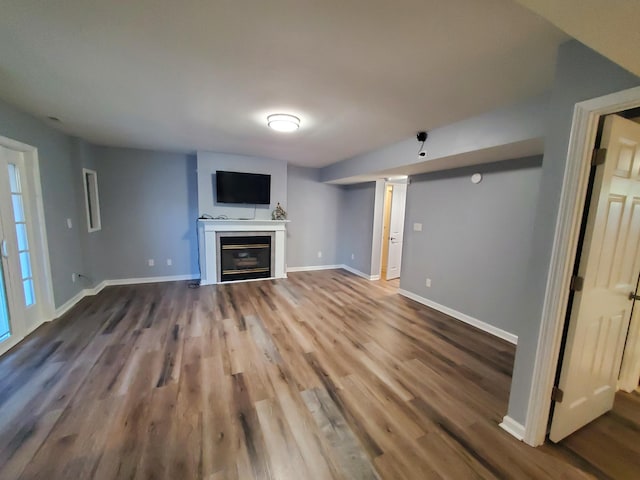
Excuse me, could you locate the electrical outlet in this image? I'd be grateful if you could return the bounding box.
[148,259,155,267]
[167,258,172,266]
[426,278,431,288]
[413,223,423,232]
[317,251,322,259]
[72,273,76,283]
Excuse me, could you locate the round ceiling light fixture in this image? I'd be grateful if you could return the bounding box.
[267,113,300,132]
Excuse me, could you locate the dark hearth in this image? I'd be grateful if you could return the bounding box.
[219,235,272,282]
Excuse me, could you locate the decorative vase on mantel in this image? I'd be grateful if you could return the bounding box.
[272,202,287,220]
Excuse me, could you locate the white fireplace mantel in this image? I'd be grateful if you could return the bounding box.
[198,219,289,285]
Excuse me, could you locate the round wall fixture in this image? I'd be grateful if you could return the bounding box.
[267,113,300,132]
[471,173,482,184]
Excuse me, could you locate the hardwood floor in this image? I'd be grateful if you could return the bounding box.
[542,390,640,479]
[0,269,637,479]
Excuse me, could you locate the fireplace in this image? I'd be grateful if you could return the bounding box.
[199,219,288,285]
[216,232,274,282]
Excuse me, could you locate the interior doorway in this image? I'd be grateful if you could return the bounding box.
[0,137,54,357]
[381,185,393,278]
[523,85,640,448]
[379,181,407,282]
[548,113,640,442]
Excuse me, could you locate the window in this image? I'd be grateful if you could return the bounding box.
[83,168,101,232]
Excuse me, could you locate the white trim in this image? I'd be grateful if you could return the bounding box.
[53,280,108,319]
[288,264,381,280]
[85,281,107,296]
[381,182,408,281]
[499,416,525,441]
[0,332,22,356]
[341,264,379,281]
[370,179,386,279]
[0,136,56,330]
[52,274,198,320]
[82,168,102,232]
[198,219,288,285]
[105,274,198,286]
[398,288,518,345]
[28,146,56,322]
[287,265,341,272]
[54,289,91,319]
[379,182,393,280]
[524,86,640,447]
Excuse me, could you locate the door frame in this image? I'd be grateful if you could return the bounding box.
[0,136,55,336]
[383,181,408,280]
[373,178,409,280]
[380,184,393,278]
[524,85,640,447]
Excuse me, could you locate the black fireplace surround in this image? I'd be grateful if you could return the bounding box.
[219,235,272,282]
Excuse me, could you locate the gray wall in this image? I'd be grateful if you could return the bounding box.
[320,94,548,183]
[69,138,102,289]
[400,157,542,334]
[286,165,342,268]
[507,41,640,425]
[338,183,376,275]
[0,100,87,308]
[90,147,198,281]
[197,151,287,220]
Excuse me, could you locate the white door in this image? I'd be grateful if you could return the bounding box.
[0,145,39,356]
[0,208,22,352]
[619,281,640,391]
[385,183,407,280]
[549,115,640,442]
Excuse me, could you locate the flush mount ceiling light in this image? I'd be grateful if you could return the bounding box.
[267,113,300,132]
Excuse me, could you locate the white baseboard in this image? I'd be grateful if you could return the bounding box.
[53,280,107,319]
[397,288,518,345]
[341,264,378,281]
[287,265,341,273]
[53,290,87,319]
[88,281,108,296]
[105,274,199,286]
[288,264,380,281]
[53,274,199,319]
[499,415,525,441]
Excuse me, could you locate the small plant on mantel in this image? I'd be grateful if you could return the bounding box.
[272,202,287,220]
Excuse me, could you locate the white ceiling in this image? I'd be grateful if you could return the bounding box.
[514,0,640,78]
[0,0,566,167]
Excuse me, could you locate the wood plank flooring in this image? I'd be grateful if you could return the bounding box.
[0,269,637,479]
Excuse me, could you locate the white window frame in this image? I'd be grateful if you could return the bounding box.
[82,168,101,232]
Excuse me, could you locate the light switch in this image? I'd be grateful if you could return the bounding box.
[413,223,423,232]
[67,218,73,229]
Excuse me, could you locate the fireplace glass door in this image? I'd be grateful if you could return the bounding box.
[219,235,272,282]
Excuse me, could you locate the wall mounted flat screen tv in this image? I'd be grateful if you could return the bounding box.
[215,170,271,205]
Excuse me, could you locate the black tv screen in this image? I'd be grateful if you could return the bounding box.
[215,171,271,205]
